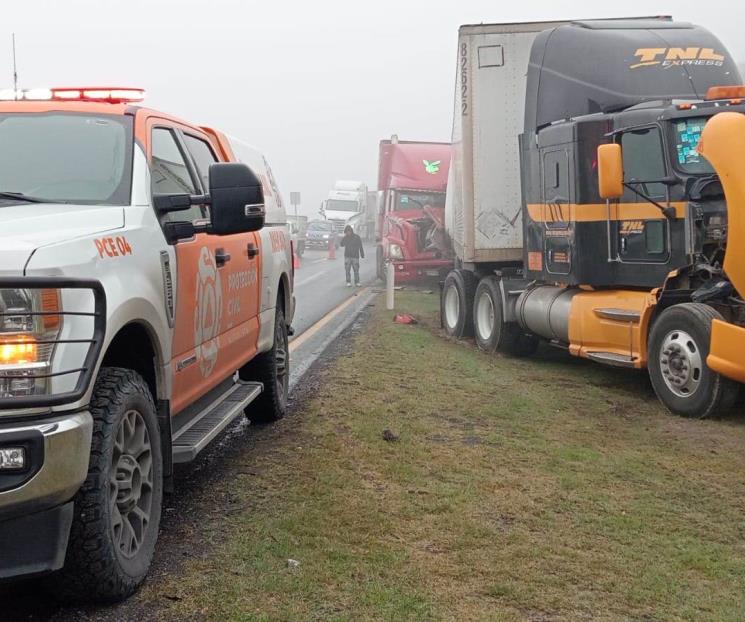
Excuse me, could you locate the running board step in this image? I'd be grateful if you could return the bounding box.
[586,352,636,368]
[172,380,263,463]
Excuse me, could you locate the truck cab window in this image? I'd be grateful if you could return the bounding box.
[151,128,202,222]
[394,192,445,211]
[621,128,666,199]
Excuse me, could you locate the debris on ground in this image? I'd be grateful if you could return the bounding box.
[393,313,418,325]
[382,429,400,442]
[287,559,301,569]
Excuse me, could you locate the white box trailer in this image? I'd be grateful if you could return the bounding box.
[446,20,569,264]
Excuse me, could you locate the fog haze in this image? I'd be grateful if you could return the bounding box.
[4,0,745,216]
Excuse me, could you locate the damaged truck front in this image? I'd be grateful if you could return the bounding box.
[375,137,453,282]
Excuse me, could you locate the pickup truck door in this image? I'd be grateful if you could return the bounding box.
[148,121,261,415]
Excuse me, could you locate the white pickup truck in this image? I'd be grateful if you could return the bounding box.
[0,87,294,601]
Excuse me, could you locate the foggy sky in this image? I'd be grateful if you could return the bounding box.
[4,0,745,217]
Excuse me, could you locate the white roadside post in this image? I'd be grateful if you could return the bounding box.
[386,260,395,310]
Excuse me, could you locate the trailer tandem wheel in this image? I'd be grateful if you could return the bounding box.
[474,276,539,356]
[441,269,478,339]
[648,303,739,418]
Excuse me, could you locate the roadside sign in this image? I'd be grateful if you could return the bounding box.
[290,192,301,206]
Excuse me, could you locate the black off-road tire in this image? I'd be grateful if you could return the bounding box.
[50,367,163,603]
[473,276,539,357]
[648,303,739,418]
[240,305,289,424]
[441,269,478,339]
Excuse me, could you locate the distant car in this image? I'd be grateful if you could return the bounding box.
[305,220,336,249]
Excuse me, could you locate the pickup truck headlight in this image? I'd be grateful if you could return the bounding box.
[0,288,61,398]
[389,244,404,260]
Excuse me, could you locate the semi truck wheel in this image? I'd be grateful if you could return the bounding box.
[376,246,385,281]
[473,276,539,356]
[53,368,163,603]
[441,269,477,339]
[240,304,289,423]
[648,303,739,418]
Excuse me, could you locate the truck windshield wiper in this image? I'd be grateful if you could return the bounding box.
[0,191,45,203]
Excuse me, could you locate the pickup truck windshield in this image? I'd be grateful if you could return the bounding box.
[672,117,715,175]
[0,112,133,205]
[326,199,359,212]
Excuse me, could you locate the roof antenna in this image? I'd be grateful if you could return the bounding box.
[11,33,18,99]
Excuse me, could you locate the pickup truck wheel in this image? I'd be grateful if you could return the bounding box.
[441,269,477,339]
[648,303,739,418]
[474,276,539,356]
[51,368,162,603]
[240,305,289,423]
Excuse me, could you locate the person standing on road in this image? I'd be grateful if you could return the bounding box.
[340,224,364,287]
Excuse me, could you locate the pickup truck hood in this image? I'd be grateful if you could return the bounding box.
[0,203,125,273]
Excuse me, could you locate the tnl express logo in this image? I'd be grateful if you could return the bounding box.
[630,47,725,70]
[423,160,441,175]
[620,220,645,235]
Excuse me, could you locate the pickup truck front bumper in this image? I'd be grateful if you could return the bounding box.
[0,411,92,579]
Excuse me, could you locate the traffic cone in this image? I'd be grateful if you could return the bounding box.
[327,237,337,260]
[293,251,301,270]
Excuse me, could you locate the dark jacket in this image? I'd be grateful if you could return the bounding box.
[340,233,365,259]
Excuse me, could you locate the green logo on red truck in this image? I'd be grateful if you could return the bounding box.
[423,159,441,175]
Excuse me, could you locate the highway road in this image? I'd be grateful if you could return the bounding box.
[290,244,378,338]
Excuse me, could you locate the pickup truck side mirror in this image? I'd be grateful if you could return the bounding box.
[208,162,265,235]
[598,143,624,200]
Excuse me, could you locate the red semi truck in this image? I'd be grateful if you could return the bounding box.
[375,136,453,282]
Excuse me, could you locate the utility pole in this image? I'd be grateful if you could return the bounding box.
[12,33,18,99]
[290,192,301,222]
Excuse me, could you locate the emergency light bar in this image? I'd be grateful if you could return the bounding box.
[705,85,745,101]
[0,87,145,103]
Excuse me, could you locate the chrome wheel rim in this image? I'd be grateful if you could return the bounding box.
[475,290,495,341]
[444,284,460,330]
[110,409,153,559]
[659,329,703,398]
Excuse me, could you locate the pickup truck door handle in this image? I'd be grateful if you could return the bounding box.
[247,242,259,259]
[215,248,231,267]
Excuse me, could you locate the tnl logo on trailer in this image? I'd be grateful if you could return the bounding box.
[630,47,726,69]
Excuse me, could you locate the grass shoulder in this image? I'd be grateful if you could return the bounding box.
[145,290,745,621]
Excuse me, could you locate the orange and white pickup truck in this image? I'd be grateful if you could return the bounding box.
[0,87,294,601]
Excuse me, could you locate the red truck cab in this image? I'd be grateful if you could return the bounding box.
[375,138,453,282]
